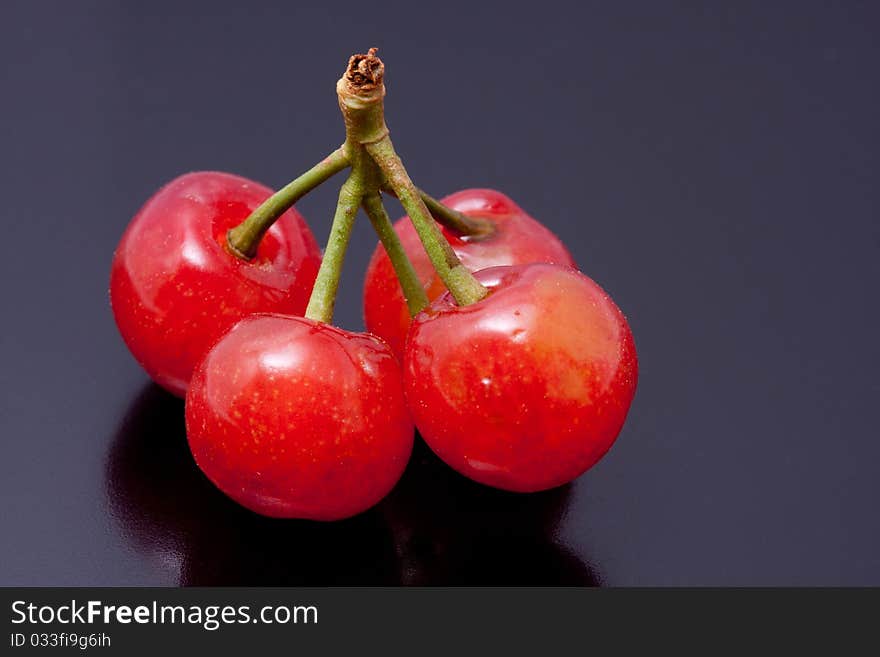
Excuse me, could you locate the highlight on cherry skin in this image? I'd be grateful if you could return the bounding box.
[185,313,414,521]
[404,263,638,493]
[109,171,321,397]
[363,188,575,357]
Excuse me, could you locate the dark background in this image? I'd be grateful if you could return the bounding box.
[1,1,877,585]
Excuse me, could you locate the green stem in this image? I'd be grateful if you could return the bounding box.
[381,184,495,239]
[226,147,349,259]
[303,173,362,323]
[367,137,488,306]
[335,48,487,307]
[302,48,489,324]
[362,194,429,316]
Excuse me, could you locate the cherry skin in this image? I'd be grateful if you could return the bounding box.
[404,263,637,493]
[185,313,414,521]
[363,188,575,357]
[110,171,321,397]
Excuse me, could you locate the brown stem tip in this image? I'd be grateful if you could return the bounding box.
[345,48,385,90]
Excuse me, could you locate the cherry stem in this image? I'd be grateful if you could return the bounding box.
[362,193,429,316]
[368,137,488,306]
[265,49,491,323]
[226,147,349,260]
[380,184,495,239]
[303,170,363,323]
[335,48,488,307]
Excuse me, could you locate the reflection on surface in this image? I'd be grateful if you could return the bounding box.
[106,384,598,585]
[382,442,599,586]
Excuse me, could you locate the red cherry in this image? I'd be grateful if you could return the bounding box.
[404,263,637,493]
[110,171,321,397]
[363,189,575,356]
[185,314,414,520]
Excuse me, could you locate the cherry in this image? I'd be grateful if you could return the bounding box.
[404,263,637,493]
[363,189,575,356]
[185,313,414,520]
[110,171,321,397]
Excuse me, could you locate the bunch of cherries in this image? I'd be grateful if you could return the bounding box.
[110,51,638,521]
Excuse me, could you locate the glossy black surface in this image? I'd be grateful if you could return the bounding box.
[1,1,878,585]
